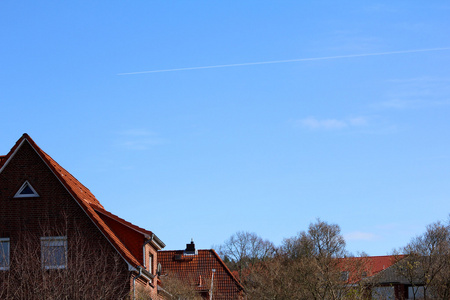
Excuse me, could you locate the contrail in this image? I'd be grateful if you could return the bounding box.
[117,47,450,75]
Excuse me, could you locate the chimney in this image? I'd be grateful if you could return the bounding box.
[184,239,197,255]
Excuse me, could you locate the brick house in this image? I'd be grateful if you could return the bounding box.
[158,240,245,299]
[0,134,165,299]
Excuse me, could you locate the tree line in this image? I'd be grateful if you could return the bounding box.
[215,218,450,300]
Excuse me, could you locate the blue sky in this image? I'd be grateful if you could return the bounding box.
[1,1,449,256]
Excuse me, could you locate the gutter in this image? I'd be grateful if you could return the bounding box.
[209,269,216,300]
[131,266,155,300]
[132,267,142,300]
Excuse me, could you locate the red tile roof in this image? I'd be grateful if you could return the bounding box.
[93,204,155,237]
[0,134,163,270]
[93,205,165,265]
[158,249,244,299]
[338,255,405,283]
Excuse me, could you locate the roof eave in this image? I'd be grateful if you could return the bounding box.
[151,235,166,250]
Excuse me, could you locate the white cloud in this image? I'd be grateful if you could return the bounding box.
[349,117,368,126]
[378,98,450,109]
[300,117,347,129]
[378,77,450,109]
[296,116,368,130]
[118,129,156,137]
[377,99,420,109]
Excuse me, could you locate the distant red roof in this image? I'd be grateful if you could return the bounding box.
[159,249,245,299]
[338,255,405,283]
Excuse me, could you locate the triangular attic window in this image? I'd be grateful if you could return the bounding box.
[14,181,39,198]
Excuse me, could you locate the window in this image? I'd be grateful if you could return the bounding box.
[41,237,67,269]
[14,181,39,198]
[148,253,153,274]
[408,286,425,299]
[0,238,10,270]
[372,286,395,300]
[340,271,349,281]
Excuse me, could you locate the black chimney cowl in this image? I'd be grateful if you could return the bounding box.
[184,239,197,255]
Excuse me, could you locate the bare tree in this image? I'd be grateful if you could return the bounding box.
[239,253,371,300]
[279,219,350,300]
[216,231,276,276]
[0,225,129,299]
[239,255,303,300]
[214,221,372,300]
[223,220,361,300]
[393,220,450,300]
[160,273,205,300]
[281,218,347,259]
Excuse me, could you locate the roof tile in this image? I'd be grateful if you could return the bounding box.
[159,249,244,299]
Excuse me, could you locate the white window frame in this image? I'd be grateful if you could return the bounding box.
[41,236,67,269]
[14,180,39,198]
[148,253,153,274]
[0,238,10,271]
[340,271,349,282]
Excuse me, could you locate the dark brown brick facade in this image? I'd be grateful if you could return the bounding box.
[0,137,160,299]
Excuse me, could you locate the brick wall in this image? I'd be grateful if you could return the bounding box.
[0,141,132,298]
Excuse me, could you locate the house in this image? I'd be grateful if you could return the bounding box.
[0,134,165,299]
[158,240,245,299]
[339,255,429,300]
